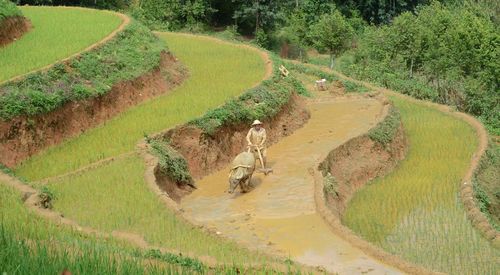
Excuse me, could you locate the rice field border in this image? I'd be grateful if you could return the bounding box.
[297,61,496,274]
[0,7,130,86]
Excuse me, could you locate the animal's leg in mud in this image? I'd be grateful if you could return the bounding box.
[241,175,253,193]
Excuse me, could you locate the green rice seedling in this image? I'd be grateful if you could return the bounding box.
[0,183,195,274]
[0,7,122,82]
[47,154,277,264]
[1,180,293,273]
[16,33,265,181]
[343,96,500,274]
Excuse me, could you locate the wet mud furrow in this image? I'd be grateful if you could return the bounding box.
[181,98,402,274]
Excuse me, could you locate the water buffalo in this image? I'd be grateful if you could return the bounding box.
[228,152,255,194]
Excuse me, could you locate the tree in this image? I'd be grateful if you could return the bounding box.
[232,0,279,34]
[278,9,309,60]
[310,10,353,68]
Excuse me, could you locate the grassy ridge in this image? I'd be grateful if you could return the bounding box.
[343,96,499,274]
[16,33,265,181]
[0,0,21,20]
[0,7,122,82]
[0,21,166,120]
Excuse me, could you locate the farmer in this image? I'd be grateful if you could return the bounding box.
[246,120,267,168]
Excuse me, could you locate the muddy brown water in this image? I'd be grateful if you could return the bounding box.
[181,97,402,274]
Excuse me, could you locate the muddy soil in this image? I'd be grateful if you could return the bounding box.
[0,52,186,167]
[0,16,31,47]
[180,97,402,274]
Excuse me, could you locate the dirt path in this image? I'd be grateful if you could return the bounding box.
[181,96,402,274]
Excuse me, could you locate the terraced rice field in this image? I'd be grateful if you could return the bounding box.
[0,7,123,82]
[16,33,265,181]
[17,33,275,265]
[343,96,500,274]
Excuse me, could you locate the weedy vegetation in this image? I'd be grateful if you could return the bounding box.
[367,106,400,146]
[149,139,193,185]
[0,0,21,20]
[473,143,500,230]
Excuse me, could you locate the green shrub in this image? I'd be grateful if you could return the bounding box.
[368,106,401,145]
[323,172,339,198]
[473,144,500,231]
[0,20,166,121]
[149,140,194,186]
[190,56,309,135]
[341,79,369,93]
[129,0,213,31]
[39,186,55,209]
[0,0,21,21]
[338,2,500,134]
[144,249,204,272]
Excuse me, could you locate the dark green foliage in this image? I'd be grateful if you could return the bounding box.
[473,144,500,231]
[0,0,21,20]
[17,0,131,10]
[149,139,194,185]
[129,0,213,31]
[341,79,369,93]
[190,57,308,135]
[39,186,55,209]
[144,249,204,272]
[310,10,353,68]
[0,162,14,176]
[368,106,401,145]
[0,21,166,121]
[0,163,28,183]
[338,2,500,134]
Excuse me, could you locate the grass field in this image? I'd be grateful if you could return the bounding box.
[343,96,500,274]
[16,33,265,181]
[0,6,122,82]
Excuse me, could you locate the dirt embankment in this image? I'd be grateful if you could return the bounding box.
[0,52,186,167]
[319,121,407,218]
[153,93,310,201]
[0,16,31,47]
